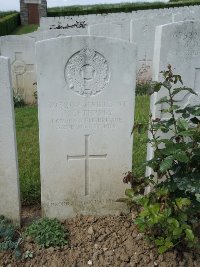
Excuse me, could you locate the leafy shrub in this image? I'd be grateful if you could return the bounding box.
[25,218,69,248]
[124,65,200,253]
[13,91,25,108]
[0,13,20,36]
[0,11,17,19]
[0,215,22,258]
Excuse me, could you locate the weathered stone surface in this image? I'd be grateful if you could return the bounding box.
[36,36,136,219]
[0,35,36,105]
[152,20,200,119]
[89,21,131,41]
[0,56,21,225]
[131,14,171,84]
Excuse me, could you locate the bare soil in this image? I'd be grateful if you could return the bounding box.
[1,206,200,267]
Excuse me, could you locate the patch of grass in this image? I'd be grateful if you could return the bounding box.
[15,107,40,205]
[15,95,150,204]
[136,83,150,96]
[11,24,38,35]
[133,95,150,178]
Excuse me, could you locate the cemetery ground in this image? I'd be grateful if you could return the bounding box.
[11,25,38,35]
[2,95,200,266]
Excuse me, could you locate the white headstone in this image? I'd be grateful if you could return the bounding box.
[36,36,136,219]
[131,14,172,83]
[174,10,200,22]
[0,56,21,225]
[147,20,200,173]
[0,36,36,105]
[89,22,131,41]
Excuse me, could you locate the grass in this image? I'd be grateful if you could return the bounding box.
[15,95,150,205]
[15,107,40,205]
[11,24,38,35]
[133,95,150,178]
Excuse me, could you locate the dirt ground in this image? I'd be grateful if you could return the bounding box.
[1,206,200,267]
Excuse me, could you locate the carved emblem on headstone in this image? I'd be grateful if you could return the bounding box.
[65,48,110,96]
[12,60,26,75]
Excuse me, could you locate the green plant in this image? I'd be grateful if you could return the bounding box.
[136,83,150,95]
[25,218,69,248]
[23,250,34,259]
[0,13,20,36]
[127,65,200,253]
[0,215,22,258]
[13,91,25,108]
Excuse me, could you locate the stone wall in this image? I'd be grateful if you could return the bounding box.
[20,0,47,25]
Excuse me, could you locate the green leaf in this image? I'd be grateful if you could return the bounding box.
[178,129,195,137]
[174,151,189,163]
[155,96,169,105]
[173,228,182,236]
[177,118,189,130]
[172,87,197,96]
[125,189,134,199]
[152,82,162,93]
[195,194,200,202]
[175,198,191,209]
[173,75,183,85]
[167,218,179,228]
[155,237,165,246]
[158,245,169,254]
[185,229,195,241]
[160,156,173,172]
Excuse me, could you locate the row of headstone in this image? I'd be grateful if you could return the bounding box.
[1,19,200,222]
[0,35,136,221]
[39,5,200,30]
[0,22,129,105]
[1,4,200,104]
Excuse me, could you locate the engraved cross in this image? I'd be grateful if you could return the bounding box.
[67,135,107,196]
[139,52,151,65]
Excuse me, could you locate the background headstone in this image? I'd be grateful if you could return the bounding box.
[0,56,21,225]
[0,35,36,105]
[89,21,131,41]
[147,20,200,174]
[36,36,136,219]
[131,14,172,84]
